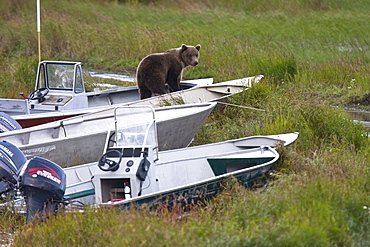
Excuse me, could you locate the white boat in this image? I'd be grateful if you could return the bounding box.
[63,106,299,208]
[0,102,217,167]
[0,106,298,221]
[0,61,262,128]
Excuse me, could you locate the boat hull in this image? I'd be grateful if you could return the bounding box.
[64,132,299,208]
[0,103,217,166]
[11,76,261,128]
[116,154,276,209]
[13,82,202,128]
[65,146,279,208]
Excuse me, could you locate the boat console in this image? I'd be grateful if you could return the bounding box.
[91,106,159,204]
[27,61,88,113]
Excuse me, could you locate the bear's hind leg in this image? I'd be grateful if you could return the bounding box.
[138,82,153,99]
[146,78,168,97]
[139,89,152,99]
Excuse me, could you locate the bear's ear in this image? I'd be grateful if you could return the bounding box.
[181,44,188,51]
[195,44,201,51]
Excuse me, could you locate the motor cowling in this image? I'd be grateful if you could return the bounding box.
[19,156,66,222]
[0,141,27,195]
[0,112,22,132]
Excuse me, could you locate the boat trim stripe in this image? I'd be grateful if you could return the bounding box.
[64,189,95,200]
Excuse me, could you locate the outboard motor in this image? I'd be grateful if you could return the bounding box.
[19,157,66,222]
[0,112,22,132]
[0,141,27,196]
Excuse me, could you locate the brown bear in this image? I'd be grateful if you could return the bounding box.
[136,44,201,99]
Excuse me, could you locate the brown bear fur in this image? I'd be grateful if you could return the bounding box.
[136,44,201,99]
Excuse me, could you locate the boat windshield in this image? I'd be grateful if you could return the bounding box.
[113,106,158,149]
[45,63,75,90]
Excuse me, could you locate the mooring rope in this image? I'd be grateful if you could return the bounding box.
[216,101,265,111]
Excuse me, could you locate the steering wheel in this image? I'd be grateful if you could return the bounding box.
[28,88,49,101]
[98,149,122,172]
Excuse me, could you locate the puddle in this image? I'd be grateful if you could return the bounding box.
[343,109,370,130]
[89,72,135,82]
[345,110,370,122]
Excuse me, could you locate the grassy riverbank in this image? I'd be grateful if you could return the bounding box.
[1,0,369,246]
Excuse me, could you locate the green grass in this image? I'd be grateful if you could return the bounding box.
[1,0,370,246]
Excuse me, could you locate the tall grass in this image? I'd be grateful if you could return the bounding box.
[1,0,370,246]
[0,208,24,246]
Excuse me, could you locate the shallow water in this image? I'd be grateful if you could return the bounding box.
[89,72,135,82]
[343,109,370,130]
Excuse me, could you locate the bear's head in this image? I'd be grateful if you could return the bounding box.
[180,44,201,67]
